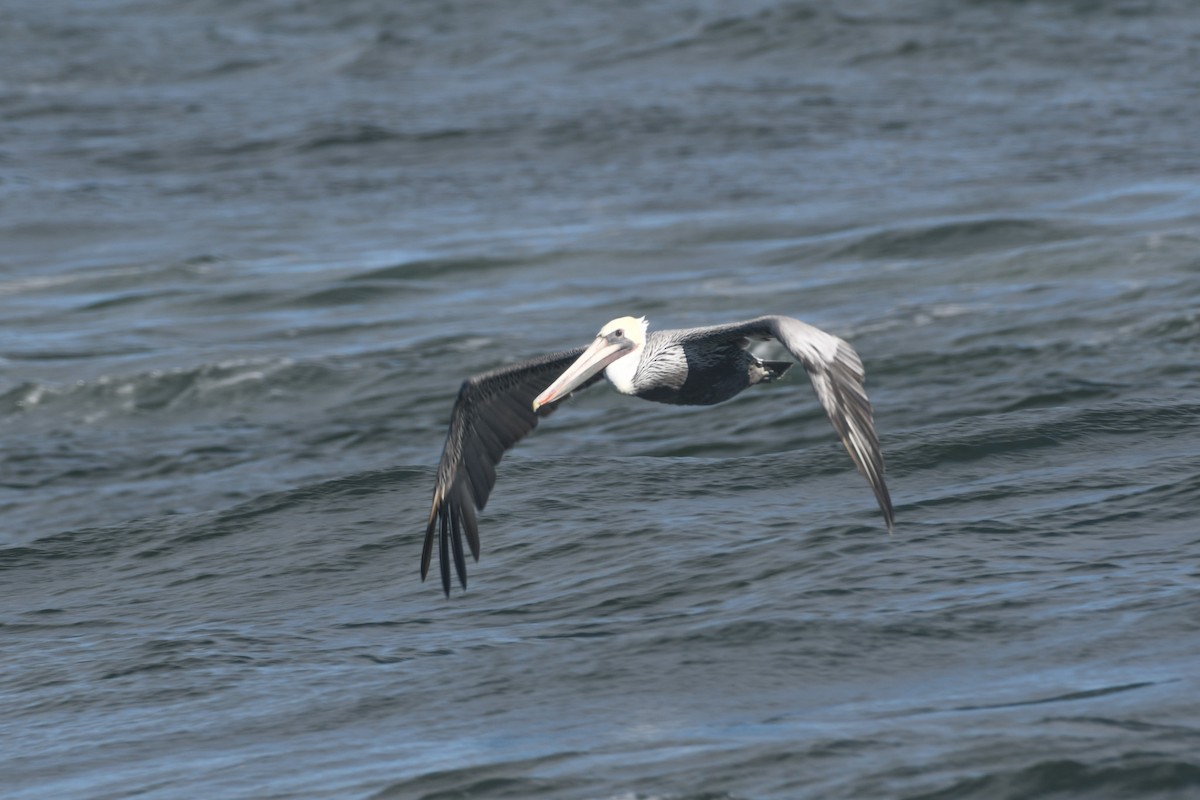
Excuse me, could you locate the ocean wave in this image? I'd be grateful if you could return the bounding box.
[825,216,1092,262]
[911,755,1200,800]
[0,358,334,419]
[348,254,533,282]
[888,400,1200,471]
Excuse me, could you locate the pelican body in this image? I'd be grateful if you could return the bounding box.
[423,315,894,596]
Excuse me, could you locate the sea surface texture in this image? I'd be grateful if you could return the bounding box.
[3,1,1199,798]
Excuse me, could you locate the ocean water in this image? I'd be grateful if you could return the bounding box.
[3,1,1200,798]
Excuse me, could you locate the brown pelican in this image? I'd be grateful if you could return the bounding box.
[422,315,894,595]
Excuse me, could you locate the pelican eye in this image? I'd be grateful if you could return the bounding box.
[613,328,624,338]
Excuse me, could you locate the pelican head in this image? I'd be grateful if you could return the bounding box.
[532,316,647,411]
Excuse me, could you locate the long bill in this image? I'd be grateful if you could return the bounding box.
[532,335,634,411]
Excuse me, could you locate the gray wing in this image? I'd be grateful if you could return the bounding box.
[681,315,894,531]
[422,347,603,596]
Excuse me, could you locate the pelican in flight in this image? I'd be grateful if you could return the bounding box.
[422,315,893,595]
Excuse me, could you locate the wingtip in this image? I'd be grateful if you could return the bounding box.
[878,486,896,535]
[879,498,896,535]
[420,512,437,582]
[438,512,452,597]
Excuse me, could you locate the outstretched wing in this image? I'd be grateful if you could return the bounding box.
[680,315,894,531]
[423,347,604,596]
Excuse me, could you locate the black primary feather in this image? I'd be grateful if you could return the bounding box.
[422,347,604,596]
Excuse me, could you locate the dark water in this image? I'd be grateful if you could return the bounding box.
[3,1,1200,798]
